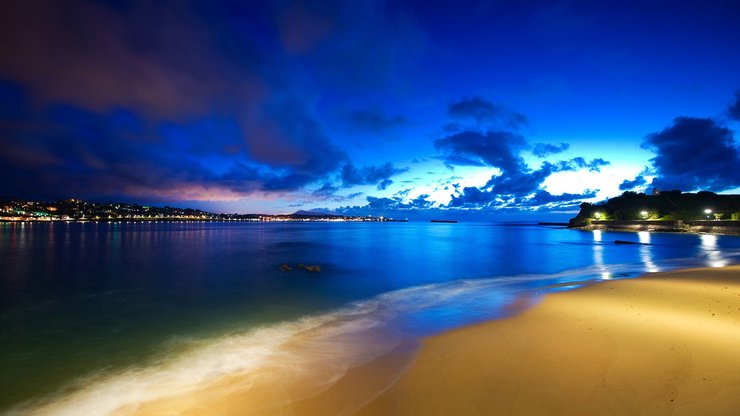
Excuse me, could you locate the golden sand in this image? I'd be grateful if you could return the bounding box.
[128,265,740,415]
[358,265,740,416]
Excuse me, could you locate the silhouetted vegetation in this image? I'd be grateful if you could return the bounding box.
[570,191,740,225]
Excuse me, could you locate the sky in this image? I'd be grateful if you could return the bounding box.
[1,0,739,220]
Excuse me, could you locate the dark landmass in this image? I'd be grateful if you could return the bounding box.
[569,191,740,234]
[0,197,391,222]
[430,219,458,223]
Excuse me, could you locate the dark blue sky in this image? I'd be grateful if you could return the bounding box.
[1,0,739,219]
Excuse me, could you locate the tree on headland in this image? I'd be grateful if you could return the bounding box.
[569,191,740,225]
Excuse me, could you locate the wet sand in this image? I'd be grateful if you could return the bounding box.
[126,265,740,415]
[358,265,740,416]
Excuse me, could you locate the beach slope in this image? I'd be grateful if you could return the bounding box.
[358,265,740,416]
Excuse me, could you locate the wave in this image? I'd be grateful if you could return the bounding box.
[10,252,740,415]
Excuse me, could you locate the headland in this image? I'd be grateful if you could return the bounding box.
[568,191,740,234]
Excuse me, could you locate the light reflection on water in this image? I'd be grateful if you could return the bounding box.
[591,230,610,279]
[700,234,727,268]
[638,231,660,273]
[0,221,739,412]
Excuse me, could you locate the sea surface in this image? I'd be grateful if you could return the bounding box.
[1,221,739,414]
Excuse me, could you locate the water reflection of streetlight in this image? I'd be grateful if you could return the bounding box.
[699,234,726,268]
[638,231,659,272]
[592,230,609,279]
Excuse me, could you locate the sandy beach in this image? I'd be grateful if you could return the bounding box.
[97,265,740,415]
[358,265,740,416]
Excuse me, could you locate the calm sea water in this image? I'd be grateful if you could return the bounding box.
[1,221,739,413]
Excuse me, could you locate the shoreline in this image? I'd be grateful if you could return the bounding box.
[18,265,740,415]
[138,265,740,415]
[357,264,740,415]
[569,220,740,236]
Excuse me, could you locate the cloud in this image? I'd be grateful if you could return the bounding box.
[345,110,406,133]
[448,186,597,209]
[434,130,527,170]
[565,157,610,172]
[312,182,340,197]
[619,175,647,191]
[0,2,378,201]
[446,156,608,209]
[436,100,610,210]
[377,179,394,190]
[531,142,570,157]
[448,96,528,128]
[0,86,352,201]
[331,194,436,216]
[0,104,255,201]
[0,1,267,117]
[728,90,740,121]
[340,162,407,188]
[528,190,597,205]
[252,97,347,189]
[435,123,608,208]
[642,117,740,192]
[448,187,499,208]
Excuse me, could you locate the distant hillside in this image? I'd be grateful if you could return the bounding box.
[570,191,740,226]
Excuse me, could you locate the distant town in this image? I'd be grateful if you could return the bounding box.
[0,198,394,223]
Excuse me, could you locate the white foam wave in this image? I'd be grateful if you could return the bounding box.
[11,255,738,415]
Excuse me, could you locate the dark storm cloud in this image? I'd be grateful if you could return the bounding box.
[340,162,407,188]
[434,130,527,170]
[642,117,740,192]
[619,175,647,191]
[0,102,258,200]
[0,86,348,200]
[253,97,347,176]
[344,110,406,133]
[448,97,528,128]
[728,91,740,121]
[0,1,424,202]
[531,142,570,157]
[0,1,268,117]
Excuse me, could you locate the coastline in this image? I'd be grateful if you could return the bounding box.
[357,265,740,415]
[18,265,740,415]
[569,220,740,235]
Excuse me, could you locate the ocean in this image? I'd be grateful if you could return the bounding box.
[1,221,739,414]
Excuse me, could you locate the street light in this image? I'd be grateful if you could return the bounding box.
[593,212,603,220]
[704,208,712,219]
[640,210,648,219]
